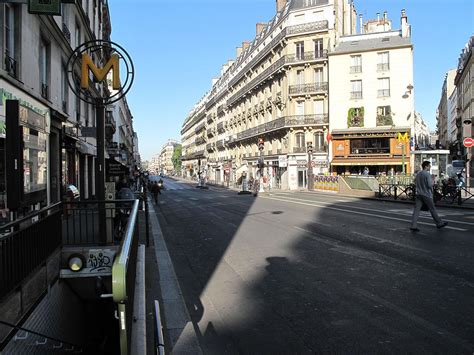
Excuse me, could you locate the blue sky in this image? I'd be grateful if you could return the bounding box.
[108,0,474,161]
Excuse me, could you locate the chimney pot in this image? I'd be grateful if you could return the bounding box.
[377,12,380,21]
[383,11,387,21]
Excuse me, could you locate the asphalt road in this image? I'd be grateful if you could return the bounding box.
[154,177,474,354]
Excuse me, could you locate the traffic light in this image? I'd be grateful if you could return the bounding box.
[258,137,264,151]
[307,141,313,154]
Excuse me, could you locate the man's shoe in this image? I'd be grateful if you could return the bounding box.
[437,222,448,229]
[410,227,420,232]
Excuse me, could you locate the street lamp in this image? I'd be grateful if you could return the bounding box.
[258,137,265,193]
[307,141,313,191]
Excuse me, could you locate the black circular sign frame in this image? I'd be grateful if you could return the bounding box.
[66,40,134,105]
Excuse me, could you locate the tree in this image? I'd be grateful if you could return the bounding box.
[171,144,182,173]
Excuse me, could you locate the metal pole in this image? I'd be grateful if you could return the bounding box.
[402,142,406,174]
[308,151,313,191]
[96,102,106,244]
[144,188,149,247]
[259,150,265,193]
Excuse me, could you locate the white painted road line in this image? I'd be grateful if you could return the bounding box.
[263,196,468,232]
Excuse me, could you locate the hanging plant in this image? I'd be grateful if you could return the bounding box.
[347,107,364,127]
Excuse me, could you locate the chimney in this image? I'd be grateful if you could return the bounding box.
[359,14,363,34]
[256,22,267,36]
[400,9,410,38]
[242,41,250,51]
[377,12,380,22]
[276,0,286,13]
[236,46,242,57]
[383,11,387,21]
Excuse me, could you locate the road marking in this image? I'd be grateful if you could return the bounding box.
[264,195,473,230]
[264,196,468,232]
[350,231,430,253]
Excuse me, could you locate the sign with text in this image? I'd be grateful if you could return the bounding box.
[278,155,287,167]
[28,0,61,15]
[80,127,96,138]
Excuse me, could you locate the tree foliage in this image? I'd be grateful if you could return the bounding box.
[172,144,182,172]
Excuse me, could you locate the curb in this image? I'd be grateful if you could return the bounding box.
[147,198,203,354]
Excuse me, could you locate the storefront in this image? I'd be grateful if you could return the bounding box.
[0,79,51,213]
[330,127,411,175]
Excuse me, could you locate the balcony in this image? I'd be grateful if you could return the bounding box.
[216,140,225,149]
[207,114,214,123]
[217,122,225,133]
[289,82,328,95]
[286,50,328,65]
[286,20,329,36]
[217,105,225,116]
[41,83,49,100]
[350,66,362,74]
[194,121,206,134]
[377,63,390,72]
[350,91,363,100]
[62,22,71,43]
[207,128,215,137]
[195,136,206,145]
[293,147,306,153]
[377,89,390,98]
[235,115,328,142]
[206,143,213,152]
[4,54,17,78]
[376,114,393,126]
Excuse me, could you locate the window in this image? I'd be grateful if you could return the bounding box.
[295,132,305,148]
[39,38,50,99]
[350,80,362,99]
[4,4,17,77]
[314,68,323,84]
[296,101,305,115]
[377,52,390,71]
[296,42,304,60]
[296,70,304,85]
[350,55,362,73]
[314,39,324,58]
[62,64,68,112]
[75,22,81,48]
[314,132,325,152]
[313,100,324,115]
[378,78,390,97]
[376,105,392,126]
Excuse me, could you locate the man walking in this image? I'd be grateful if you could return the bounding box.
[411,161,448,232]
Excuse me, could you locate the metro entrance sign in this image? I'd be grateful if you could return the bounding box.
[463,137,474,148]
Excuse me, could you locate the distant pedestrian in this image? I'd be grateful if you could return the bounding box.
[410,161,448,232]
[363,167,369,176]
[151,181,161,204]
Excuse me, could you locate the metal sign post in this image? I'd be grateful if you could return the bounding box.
[67,40,134,245]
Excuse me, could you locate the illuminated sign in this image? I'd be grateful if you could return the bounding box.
[81,53,120,90]
[397,132,409,143]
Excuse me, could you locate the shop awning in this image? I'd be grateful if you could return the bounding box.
[331,158,404,166]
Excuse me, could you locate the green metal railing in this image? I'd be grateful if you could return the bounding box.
[112,199,140,355]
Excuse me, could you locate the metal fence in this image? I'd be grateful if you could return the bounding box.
[0,203,62,301]
[62,200,135,246]
[112,199,140,355]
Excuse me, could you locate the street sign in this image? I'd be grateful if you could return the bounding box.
[278,155,287,167]
[463,137,474,148]
[28,0,61,15]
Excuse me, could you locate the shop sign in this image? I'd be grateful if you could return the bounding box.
[0,80,50,137]
[278,155,287,167]
[106,160,128,176]
[80,127,96,138]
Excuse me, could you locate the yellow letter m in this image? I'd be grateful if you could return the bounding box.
[397,132,409,143]
[81,53,120,90]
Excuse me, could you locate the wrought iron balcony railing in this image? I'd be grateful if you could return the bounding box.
[217,122,225,133]
[235,114,328,141]
[194,122,206,133]
[286,20,329,35]
[350,91,363,100]
[293,147,306,153]
[41,83,49,100]
[4,54,17,78]
[377,63,390,72]
[62,22,71,43]
[377,89,390,98]
[350,66,362,74]
[289,82,328,95]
